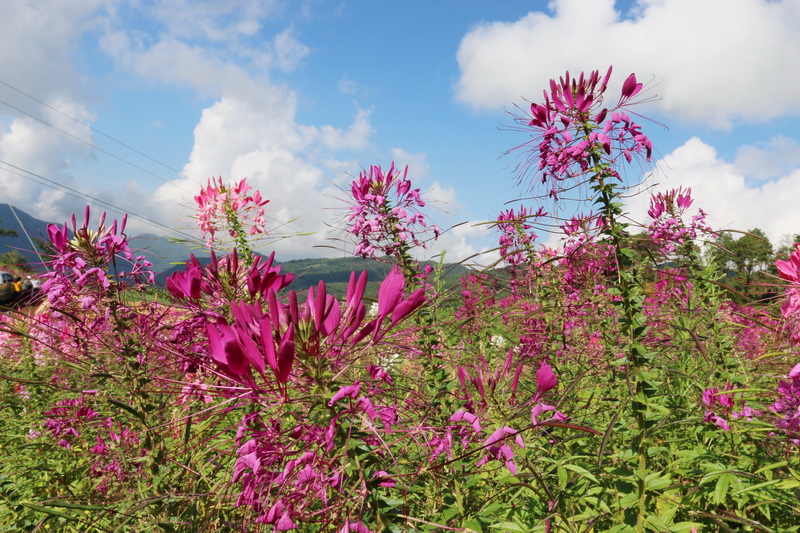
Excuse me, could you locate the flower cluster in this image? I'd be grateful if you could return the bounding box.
[42,392,146,495]
[771,363,800,445]
[496,206,544,265]
[646,187,712,255]
[701,383,759,432]
[776,243,800,319]
[195,177,269,250]
[513,66,653,199]
[347,163,440,259]
[222,266,423,527]
[201,267,425,391]
[43,392,100,449]
[42,207,154,310]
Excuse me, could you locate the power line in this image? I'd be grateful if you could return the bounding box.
[0,79,346,259]
[0,95,198,195]
[0,159,200,242]
[0,79,198,185]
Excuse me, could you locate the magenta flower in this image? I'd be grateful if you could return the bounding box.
[534,360,557,401]
[340,521,373,533]
[496,205,545,265]
[195,176,269,249]
[450,409,482,433]
[166,261,203,300]
[771,363,800,444]
[328,382,362,406]
[476,426,525,475]
[42,207,154,311]
[347,162,440,259]
[776,244,800,320]
[201,266,424,389]
[646,187,712,255]
[776,244,800,284]
[511,66,653,199]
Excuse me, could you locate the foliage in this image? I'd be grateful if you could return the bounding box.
[0,215,18,237]
[0,249,32,271]
[1,66,800,533]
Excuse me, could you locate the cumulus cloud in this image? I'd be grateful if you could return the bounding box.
[431,220,499,268]
[456,0,800,127]
[628,137,800,247]
[146,88,379,259]
[149,0,278,42]
[734,136,800,181]
[0,0,106,220]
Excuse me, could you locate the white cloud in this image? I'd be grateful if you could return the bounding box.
[0,0,107,220]
[302,108,374,152]
[456,0,800,127]
[147,87,381,260]
[149,0,278,42]
[431,220,499,268]
[628,137,800,246]
[734,136,800,181]
[271,28,310,72]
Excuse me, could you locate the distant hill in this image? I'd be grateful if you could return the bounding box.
[130,233,204,275]
[160,253,476,300]
[0,203,55,270]
[1,204,480,298]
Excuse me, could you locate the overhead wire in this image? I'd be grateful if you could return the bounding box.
[0,159,201,242]
[0,79,345,258]
[0,79,192,183]
[0,94,197,194]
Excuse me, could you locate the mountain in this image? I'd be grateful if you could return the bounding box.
[160,252,476,300]
[0,203,56,270]
[1,205,479,298]
[130,233,204,275]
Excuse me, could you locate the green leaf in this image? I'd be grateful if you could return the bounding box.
[463,518,483,532]
[669,522,705,532]
[644,473,671,491]
[20,502,76,520]
[562,463,598,483]
[619,490,639,508]
[776,479,800,489]
[557,466,568,489]
[753,460,787,475]
[44,500,105,511]
[713,473,732,505]
[107,399,146,422]
[489,521,527,532]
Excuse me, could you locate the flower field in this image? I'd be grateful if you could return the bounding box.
[1,68,799,532]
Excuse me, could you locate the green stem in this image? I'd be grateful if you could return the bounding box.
[587,143,649,532]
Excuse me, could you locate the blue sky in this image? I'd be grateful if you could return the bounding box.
[2,0,800,264]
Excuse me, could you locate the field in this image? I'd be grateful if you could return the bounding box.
[1,68,799,533]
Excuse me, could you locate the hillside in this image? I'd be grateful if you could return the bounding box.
[1,205,480,298]
[0,203,55,270]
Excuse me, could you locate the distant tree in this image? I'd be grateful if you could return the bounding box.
[734,228,774,280]
[0,216,17,237]
[775,233,800,261]
[0,250,32,272]
[710,229,774,301]
[709,231,737,274]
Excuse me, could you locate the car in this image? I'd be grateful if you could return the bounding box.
[0,271,15,303]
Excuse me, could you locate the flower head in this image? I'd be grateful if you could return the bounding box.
[511,66,653,199]
[347,163,439,259]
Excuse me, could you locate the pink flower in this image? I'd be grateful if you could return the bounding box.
[511,67,653,199]
[195,176,269,249]
[532,361,558,403]
[328,382,362,406]
[347,162,439,259]
[776,244,800,284]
